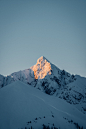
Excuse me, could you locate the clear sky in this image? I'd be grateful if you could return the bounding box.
[0,0,86,77]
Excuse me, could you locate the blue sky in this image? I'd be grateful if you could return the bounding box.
[0,0,86,77]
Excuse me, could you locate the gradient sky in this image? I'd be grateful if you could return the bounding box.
[0,0,86,77]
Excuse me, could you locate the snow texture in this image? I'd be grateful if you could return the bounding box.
[0,81,86,129]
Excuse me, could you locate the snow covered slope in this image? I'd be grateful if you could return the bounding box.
[0,81,86,129]
[0,56,86,114]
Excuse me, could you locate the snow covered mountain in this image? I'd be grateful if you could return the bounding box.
[0,56,78,89]
[0,56,86,113]
[0,56,86,129]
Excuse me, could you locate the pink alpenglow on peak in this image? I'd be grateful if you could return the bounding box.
[31,56,52,79]
[37,56,50,64]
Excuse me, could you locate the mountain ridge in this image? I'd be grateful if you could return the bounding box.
[0,56,86,129]
[0,56,86,114]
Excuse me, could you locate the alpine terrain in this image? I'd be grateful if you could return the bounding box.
[0,56,86,129]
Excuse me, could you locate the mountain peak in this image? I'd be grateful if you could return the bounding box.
[37,56,50,64]
[31,56,52,79]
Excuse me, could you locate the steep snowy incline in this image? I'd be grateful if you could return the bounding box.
[0,81,86,129]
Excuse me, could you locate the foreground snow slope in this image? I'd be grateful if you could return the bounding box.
[0,81,86,129]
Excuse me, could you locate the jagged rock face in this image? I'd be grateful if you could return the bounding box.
[31,56,52,79]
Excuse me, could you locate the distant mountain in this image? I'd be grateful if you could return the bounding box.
[0,56,86,114]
